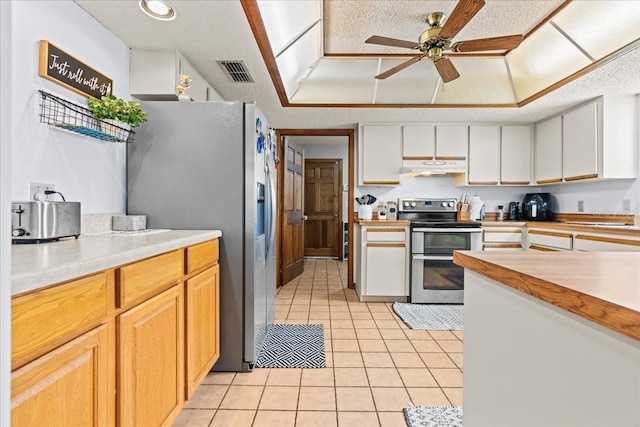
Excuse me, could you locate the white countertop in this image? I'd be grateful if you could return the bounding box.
[12,229,222,296]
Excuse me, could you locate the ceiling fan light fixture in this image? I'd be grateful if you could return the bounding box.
[139,0,177,21]
[426,12,445,28]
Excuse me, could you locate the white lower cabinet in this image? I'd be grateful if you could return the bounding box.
[527,229,573,251]
[526,227,640,252]
[355,224,409,301]
[573,233,640,251]
[483,226,525,251]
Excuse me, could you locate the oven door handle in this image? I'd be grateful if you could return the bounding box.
[412,255,454,261]
[411,228,482,233]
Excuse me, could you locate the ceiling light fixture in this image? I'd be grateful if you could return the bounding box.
[139,0,176,21]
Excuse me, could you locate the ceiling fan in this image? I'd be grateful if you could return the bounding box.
[365,0,524,83]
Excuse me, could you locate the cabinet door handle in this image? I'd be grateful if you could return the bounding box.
[412,255,453,261]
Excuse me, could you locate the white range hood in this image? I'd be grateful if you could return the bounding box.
[401,159,467,176]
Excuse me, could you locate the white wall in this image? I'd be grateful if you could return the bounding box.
[0,2,12,424]
[11,1,131,213]
[299,142,349,222]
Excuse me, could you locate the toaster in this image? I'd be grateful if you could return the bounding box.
[11,201,81,243]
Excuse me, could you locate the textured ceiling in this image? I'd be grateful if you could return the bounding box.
[323,0,562,54]
[74,0,640,130]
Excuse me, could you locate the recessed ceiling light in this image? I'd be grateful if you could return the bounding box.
[139,0,176,21]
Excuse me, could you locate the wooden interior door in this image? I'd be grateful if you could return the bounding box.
[281,140,305,285]
[304,159,342,258]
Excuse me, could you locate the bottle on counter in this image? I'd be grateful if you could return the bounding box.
[378,203,388,220]
[497,205,504,221]
[387,201,397,220]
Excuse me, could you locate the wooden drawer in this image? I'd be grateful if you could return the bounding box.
[528,229,573,250]
[186,239,219,274]
[365,227,406,242]
[117,250,183,308]
[12,272,109,369]
[483,228,523,243]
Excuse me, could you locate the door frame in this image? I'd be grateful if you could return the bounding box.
[276,129,355,289]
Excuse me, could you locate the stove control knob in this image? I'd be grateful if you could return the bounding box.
[410,202,416,207]
[441,202,447,207]
[404,201,410,207]
[448,202,454,207]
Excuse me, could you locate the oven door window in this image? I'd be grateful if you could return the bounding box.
[422,232,471,254]
[419,258,464,291]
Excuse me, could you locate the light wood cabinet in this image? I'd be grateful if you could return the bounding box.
[355,225,409,300]
[11,323,113,427]
[402,125,435,159]
[11,238,220,427]
[130,49,223,102]
[119,284,184,427]
[435,125,468,159]
[562,101,598,181]
[468,126,500,185]
[501,125,531,185]
[11,271,109,369]
[359,124,402,185]
[185,264,220,399]
[534,116,563,184]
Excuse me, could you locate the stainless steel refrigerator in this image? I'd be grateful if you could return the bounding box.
[127,101,276,372]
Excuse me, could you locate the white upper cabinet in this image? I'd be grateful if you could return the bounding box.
[535,95,637,185]
[130,50,223,102]
[402,125,435,159]
[468,126,500,185]
[562,101,597,181]
[534,116,563,184]
[359,124,402,186]
[501,125,531,185]
[435,126,468,159]
[598,95,636,180]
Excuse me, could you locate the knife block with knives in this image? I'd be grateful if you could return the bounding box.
[457,194,470,221]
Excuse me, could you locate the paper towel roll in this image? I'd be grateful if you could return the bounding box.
[469,196,484,221]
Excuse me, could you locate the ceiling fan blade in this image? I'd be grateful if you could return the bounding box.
[439,0,485,40]
[365,35,419,50]
[434,57,460,83]
[375,56,423,79]
[451,34,524,52]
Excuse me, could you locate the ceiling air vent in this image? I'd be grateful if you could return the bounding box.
[218,61,254,83]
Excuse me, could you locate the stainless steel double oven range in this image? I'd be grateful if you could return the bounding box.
[398,198,482,304]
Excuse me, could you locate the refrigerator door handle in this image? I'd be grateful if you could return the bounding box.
[265,166,277,261]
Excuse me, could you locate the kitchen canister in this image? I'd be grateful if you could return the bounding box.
[358,205,373,220]
[387,201,397,220]
[378,203,388,220]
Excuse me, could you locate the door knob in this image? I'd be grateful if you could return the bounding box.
[302,215,308,221]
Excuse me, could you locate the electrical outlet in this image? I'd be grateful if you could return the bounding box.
[578,200,584,212]
[28,182,55,201]
[623,199,631,212]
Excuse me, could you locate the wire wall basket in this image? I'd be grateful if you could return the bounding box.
[38,90,134,143]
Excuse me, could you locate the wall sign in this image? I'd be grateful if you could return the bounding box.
[38,40,113,99]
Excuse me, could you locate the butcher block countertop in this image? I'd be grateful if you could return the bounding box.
[12,229,222,297]
[454,251,640,341]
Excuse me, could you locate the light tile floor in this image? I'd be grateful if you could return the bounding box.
[173,259,463,427]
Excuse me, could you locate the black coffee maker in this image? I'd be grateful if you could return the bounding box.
[522,193,555,221]
[508,202,520,220]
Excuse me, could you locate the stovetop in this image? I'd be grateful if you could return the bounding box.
[398,197,481,229]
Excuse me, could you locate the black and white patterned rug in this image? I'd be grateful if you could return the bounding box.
[255,324,326,368]
[404,406,463,427]
[393,302,463,330]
